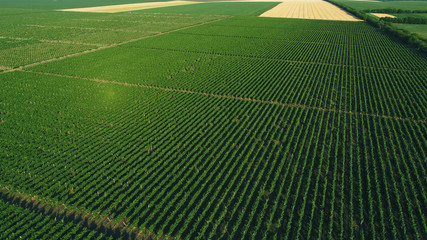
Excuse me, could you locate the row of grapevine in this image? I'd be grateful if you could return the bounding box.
[178,22,401,48]
[1,10,426,240]
[1,70,425,239]
[0,198,112,240]
[0,41,96,68]
[31,46,427,120]
[124,21,427,71]
[0,10,224,68]
[23,15,427,122]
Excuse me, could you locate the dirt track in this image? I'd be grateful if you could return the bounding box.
[260,0,361,21]
[59,1,201,13]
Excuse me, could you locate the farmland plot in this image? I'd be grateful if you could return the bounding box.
[0,9,224,68]
[260,0,361,21]
[32,18,427,120]
[59,1,201,13]
[0,198,108,240]
[1,69,426,239]
[136,2,281,16]
[1,4,426,240]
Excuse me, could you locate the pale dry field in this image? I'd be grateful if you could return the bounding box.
[351,0,380,2]
[59,1,201,13]
[260,0,362,21]
[371,13,396,18]
[200,0,282,1]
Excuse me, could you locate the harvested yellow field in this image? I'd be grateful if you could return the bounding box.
[260,0,361,21]
[351,0,380,2]
[371,13,396,18]
[59,1,201,13]
[203,0,282,1]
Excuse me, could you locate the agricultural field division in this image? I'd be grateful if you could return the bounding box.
[0,0,426,239]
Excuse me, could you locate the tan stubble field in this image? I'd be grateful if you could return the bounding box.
[59,1,201,13]
[260,0,362,21]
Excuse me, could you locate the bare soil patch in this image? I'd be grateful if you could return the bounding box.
[371,13,396,18]
[59,1,201,13]
[260,0,362,21]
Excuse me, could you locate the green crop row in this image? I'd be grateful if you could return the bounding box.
[31,44,427,120]
[1,10,426,240]
[1,70,426,239]
[0,40,96,68]
[0,198,114,240]
[124,32,427,71]
[326,0,427,54]
[0,11,224,68]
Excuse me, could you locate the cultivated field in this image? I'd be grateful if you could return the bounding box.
[136,1,281,15]
[334,0,427,11]
[0,1,426,240]
[260,0,361,20]
[60,1,201,13]
[396,23,427,38]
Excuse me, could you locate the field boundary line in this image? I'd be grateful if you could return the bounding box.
[0,186,172,240]
[124,46,427,73]
[0,66,11,71]
[24,70,427,124]
[1,16,229,74]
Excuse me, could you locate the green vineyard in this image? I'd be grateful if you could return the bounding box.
[0,2,426,240]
